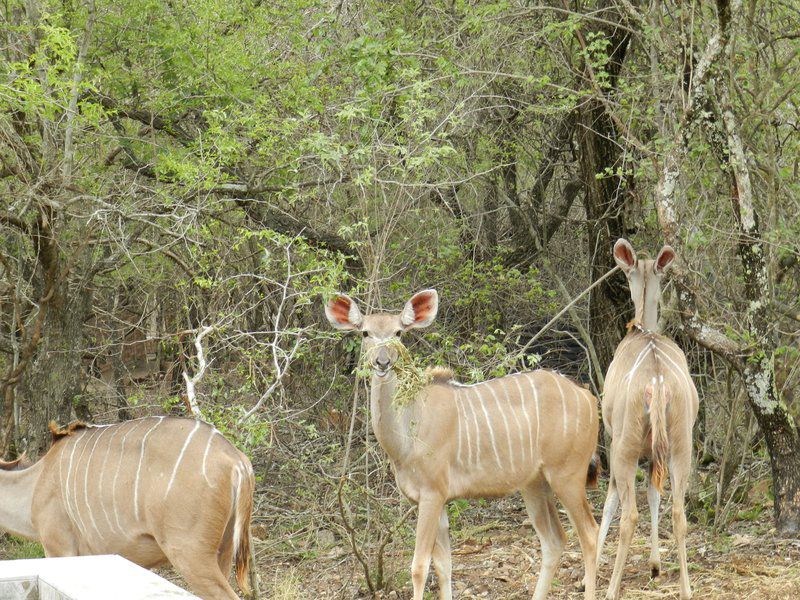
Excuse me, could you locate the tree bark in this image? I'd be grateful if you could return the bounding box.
[575,2,633,382]
[715,0,800,531]
[652,0,800,533]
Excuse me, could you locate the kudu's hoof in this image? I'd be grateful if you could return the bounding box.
[651,566,660,578]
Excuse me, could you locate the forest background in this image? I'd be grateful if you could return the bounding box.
[1,0,799,597]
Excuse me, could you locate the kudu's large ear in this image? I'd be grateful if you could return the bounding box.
[325,294,364,330]
[613,238,637,273]
[655,245,676,274]
[400,289,438,329]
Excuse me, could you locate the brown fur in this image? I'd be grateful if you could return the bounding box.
[48,420,88,442]
[234,466,254,595]
[0,455,28,471]
[647,383,670,494]
[586,454,601,489]
[6,418,253,600]
[601,239,699,600]
[426,366,454,384]
[328,296,353,323]
[326,290,600,600]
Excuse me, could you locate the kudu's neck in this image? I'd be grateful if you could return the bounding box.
[0,460,43,540]
[370,372,414,463]
[632,281,661,333]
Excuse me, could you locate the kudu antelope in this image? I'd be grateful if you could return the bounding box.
[0,417,254,600]
[325,290,600,600]
[597,240,699,600]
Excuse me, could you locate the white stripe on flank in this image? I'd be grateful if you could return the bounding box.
[626,342,655,394]
[133,417,165,520]
[202,428,220,487]
[165,420,202,499]
[502,379,525,468]
[473,386,502,467]
[485,382,515,472]
[573,388,584,437]
[653,345,694,391]
[97,425,124,534]
[83,426,109,538]
[112,420,146,531]
[512,375,535,463]
[60,436,79,526]
[453,395,466,466]
[232,465,244,553]
[70,432,94,535]
[549,372,568,439]
[523,373,541,452]
[486,379,515,471]
[463,391,482,466]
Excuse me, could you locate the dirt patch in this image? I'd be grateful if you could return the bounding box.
[251,510,800,599]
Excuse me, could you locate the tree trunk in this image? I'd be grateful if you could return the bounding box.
[19,276,92,454]
[652,0,800,533]
[743,358,800,532]
[576,3,633,381]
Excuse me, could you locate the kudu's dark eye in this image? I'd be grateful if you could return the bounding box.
[362,331,369,338]
[395,330,402,337]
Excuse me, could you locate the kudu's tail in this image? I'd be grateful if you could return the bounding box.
[586,453,601,489]
[233,466,255,596]
[647,378,670,494]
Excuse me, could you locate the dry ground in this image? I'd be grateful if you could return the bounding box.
[3,487,798,599]
[252,504,800,600]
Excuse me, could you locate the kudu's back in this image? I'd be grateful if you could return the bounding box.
[32,417,253,599]
[604,329,699,488]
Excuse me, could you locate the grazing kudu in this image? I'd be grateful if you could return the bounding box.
[0,417,254,600]
[325,289,600,600]
[597,239,699,600]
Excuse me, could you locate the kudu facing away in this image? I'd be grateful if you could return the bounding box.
[0,417,254,600]
[326,289,600,600]
[597,240,699,600]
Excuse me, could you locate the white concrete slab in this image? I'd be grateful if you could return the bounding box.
[0,555,197,599]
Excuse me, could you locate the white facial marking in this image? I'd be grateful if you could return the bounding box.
[165,420,202,499]
[133,417,165,520]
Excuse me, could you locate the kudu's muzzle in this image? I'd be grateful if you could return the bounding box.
[372,344,395,377]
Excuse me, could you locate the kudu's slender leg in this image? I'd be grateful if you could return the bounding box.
[596,476,619,572]
[411,495,446,600]
[521,482,567,600]
[605,453,638,600]
[647,476,661,578]
[430,508,453,600]
[167,549,239,600]
[37,514,80,558]
[671,456,692,599]
[551,475,599,600]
